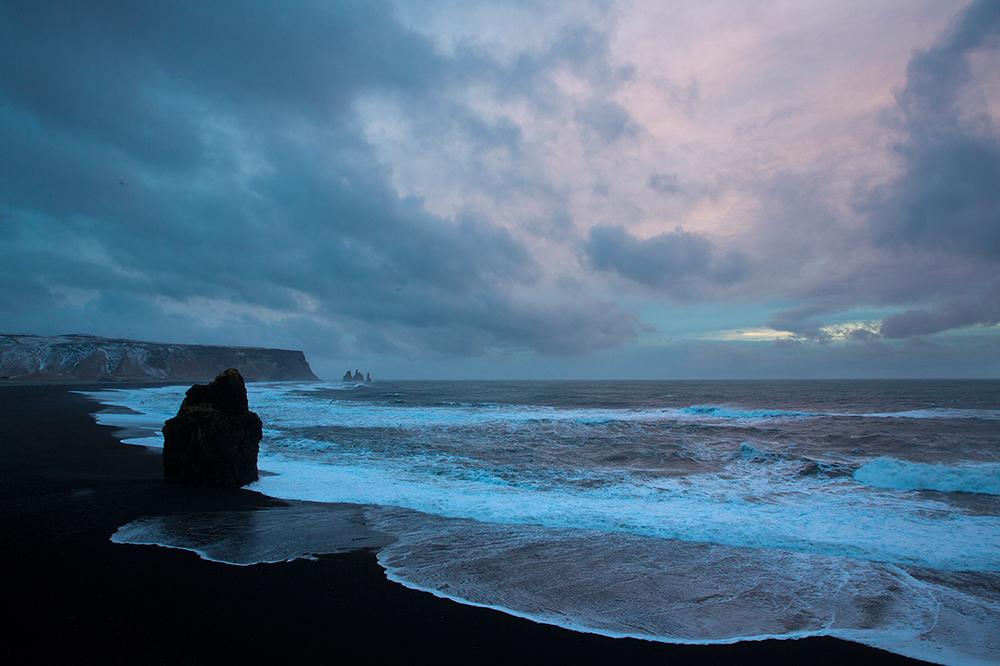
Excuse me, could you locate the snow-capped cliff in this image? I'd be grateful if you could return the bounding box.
[0,334,319,382]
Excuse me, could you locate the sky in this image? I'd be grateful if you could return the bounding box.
[1,0,998,380]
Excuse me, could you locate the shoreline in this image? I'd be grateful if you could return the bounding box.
[1,383,932,664]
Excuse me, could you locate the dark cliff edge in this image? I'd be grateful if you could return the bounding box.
[0,334,320,383]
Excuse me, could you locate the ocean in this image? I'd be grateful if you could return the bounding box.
[82,380,1000,665]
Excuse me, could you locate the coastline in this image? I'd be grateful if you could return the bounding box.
[0,384,933,664]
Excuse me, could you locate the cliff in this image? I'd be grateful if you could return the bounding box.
[0,334,319,383]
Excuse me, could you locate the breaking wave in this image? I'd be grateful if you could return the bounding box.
[854,458,1000,496]
[681,405,814,419]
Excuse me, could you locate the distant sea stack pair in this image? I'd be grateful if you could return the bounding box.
[343,369,372,382]
[162,368,262,487]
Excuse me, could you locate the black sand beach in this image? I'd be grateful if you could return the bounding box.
[1,384,932,665]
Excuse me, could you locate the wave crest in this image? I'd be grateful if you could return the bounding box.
[854,458,1000,496]
[681,404,813,419]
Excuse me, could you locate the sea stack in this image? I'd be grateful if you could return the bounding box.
[162,368,262,487]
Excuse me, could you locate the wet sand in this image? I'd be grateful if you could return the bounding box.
[0,384,930,664]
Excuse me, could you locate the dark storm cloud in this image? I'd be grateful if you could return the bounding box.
[866,0,1000,260]
[582,224,749,296]
[383,295,641,358]
[879,285,1000,338]
[0,0,638,359]
[2,1,443,118]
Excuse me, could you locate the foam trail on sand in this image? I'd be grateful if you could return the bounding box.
[112,502,393,565]
[369,508,1000,666]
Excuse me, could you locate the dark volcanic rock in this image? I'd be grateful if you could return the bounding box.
[162,368,262,487]
[797,461,858,478]
[342,368,371,382]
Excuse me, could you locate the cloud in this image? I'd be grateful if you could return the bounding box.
[879,287,1000,338]
[0,0,641,360]
[575,98,639,143]
[745,1,1000,342]
[763,303,879,340]
[490,22,636,106]
[866,0,1000,259]
[2,0,997,378]
[582,225,749,296]
[844,327,880,342]
[648,172,682,195]
[766,305,833,336]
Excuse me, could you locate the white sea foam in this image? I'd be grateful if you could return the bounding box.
[681,404,815,419]
[248,451,1000,572]
[78,386,183,447]
[83,382,1000,666]
[855,458,1000,496]
[112,503,392,564]
[120,436,164,449]
[862,408,1000,420]
[370,510,1000,666]
[256,391,822,430]
[81,384,1000,572]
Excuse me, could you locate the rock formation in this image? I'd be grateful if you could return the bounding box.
[162,368,262,487]
[0,333,319,383]
[342,369,372,382]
